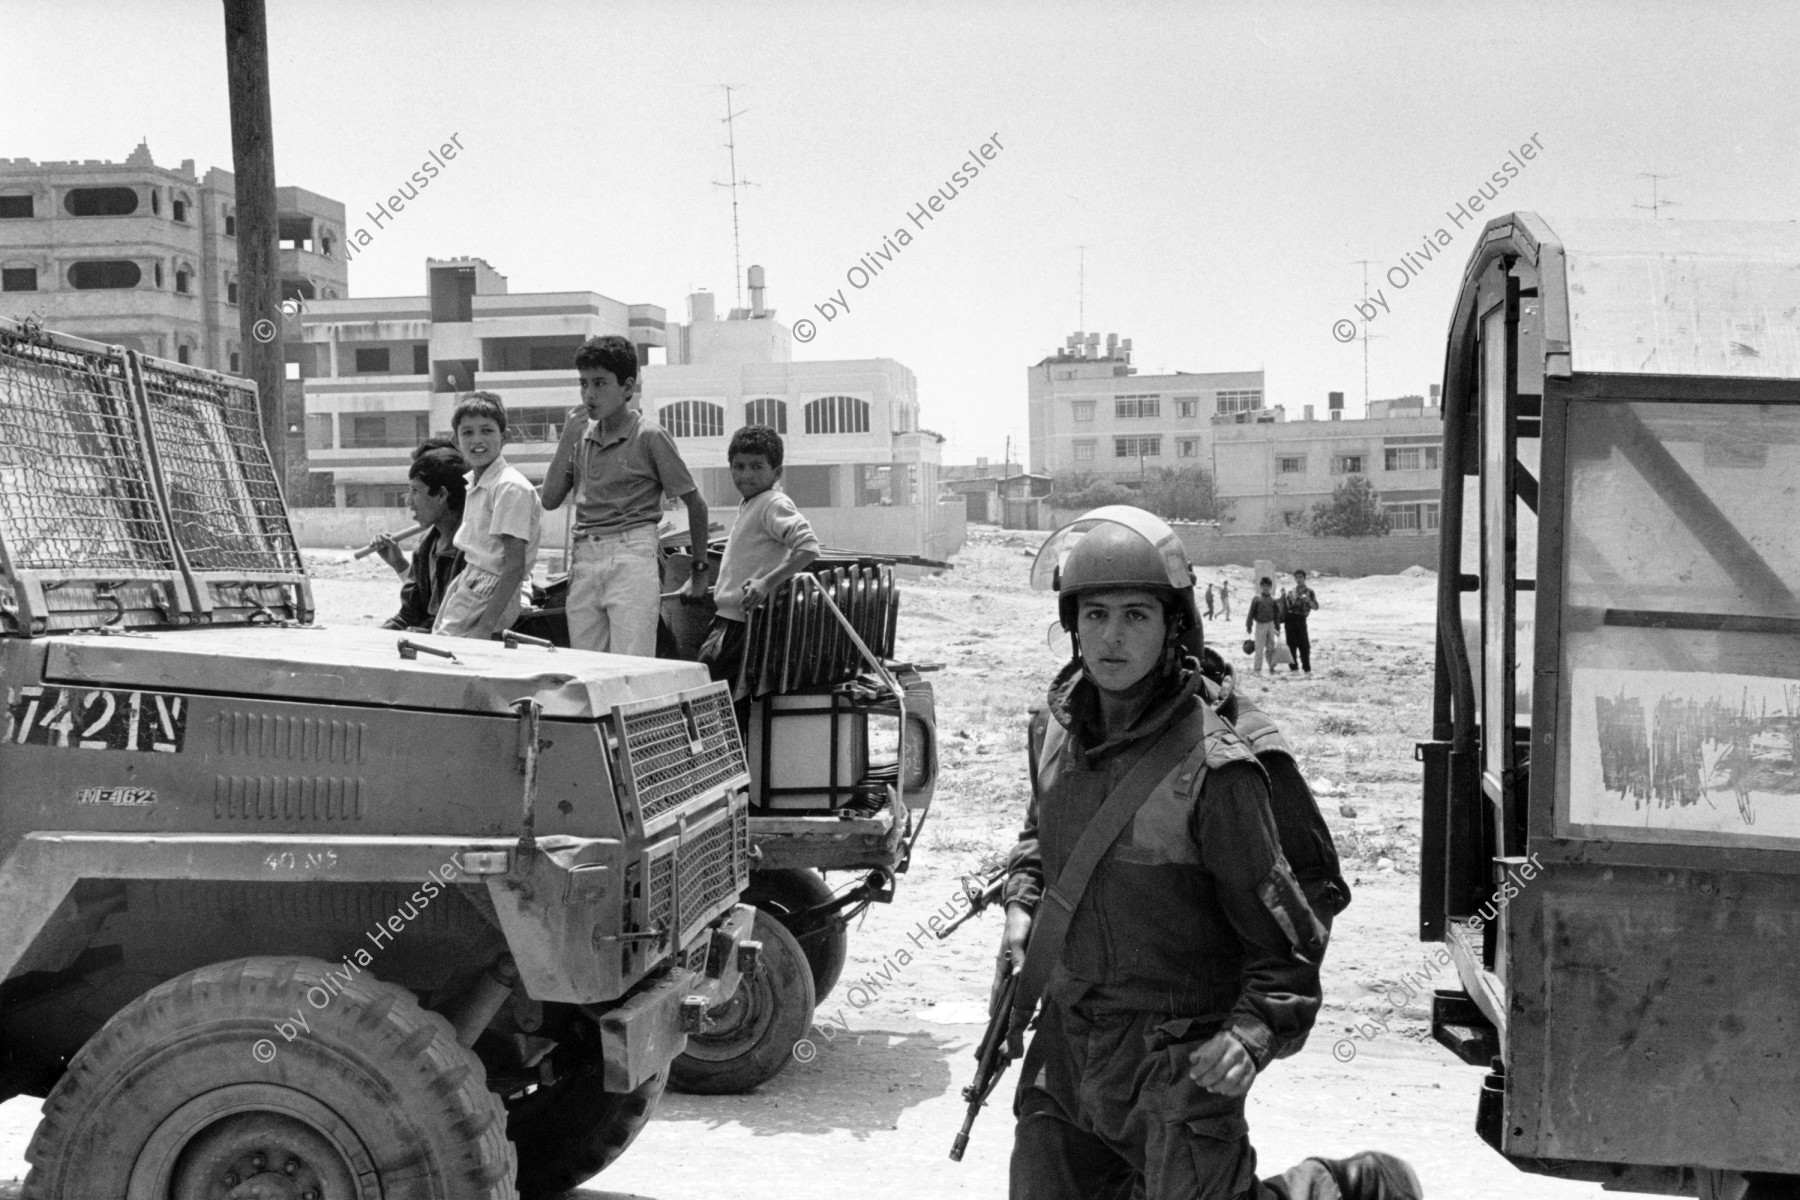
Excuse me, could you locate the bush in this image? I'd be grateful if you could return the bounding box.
[1308,476,1390,537]
[1051,467,1229,523]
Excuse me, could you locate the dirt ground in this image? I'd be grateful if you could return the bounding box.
[0,528,1609,1198]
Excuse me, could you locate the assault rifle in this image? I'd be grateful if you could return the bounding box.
[937,869,1006,940]
[950,965,1019,1161]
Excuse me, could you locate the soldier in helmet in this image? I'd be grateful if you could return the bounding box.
[996,506,1418,1200]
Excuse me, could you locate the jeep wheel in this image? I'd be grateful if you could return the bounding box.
[507,1061,663,1198]
[667,908,815,1094]
[21,957,514,1200]
[746,867,849,1001]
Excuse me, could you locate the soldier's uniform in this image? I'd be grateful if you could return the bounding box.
[1006,656,1328,1200]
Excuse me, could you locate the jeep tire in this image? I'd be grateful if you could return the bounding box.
[667,908,815,1095]
[22,956,515,1200]
[746,867,849,1002]
[507,1061,663,1198]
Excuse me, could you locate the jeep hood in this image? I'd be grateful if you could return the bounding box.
[42,625,710,719]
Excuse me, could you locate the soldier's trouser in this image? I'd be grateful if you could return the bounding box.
[1010,1002,1347,1200]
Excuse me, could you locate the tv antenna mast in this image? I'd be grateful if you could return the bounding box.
[1634,172,1680,219]
[1350,259,1387,409]
[1075,244,1090,329]
[714,85,757,308]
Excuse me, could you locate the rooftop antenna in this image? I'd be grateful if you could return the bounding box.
[1075,244,1091,330]
[714,85,757,309]
[1350,259,1387,409]
[1634,172,1680,219]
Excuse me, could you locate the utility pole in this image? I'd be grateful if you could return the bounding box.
[222,0,285,485]
[714,86,756,309]
[1634,172,1680,219]
[1075,244,1091,330]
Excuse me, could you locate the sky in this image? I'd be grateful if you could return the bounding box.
[7,0,1798,465]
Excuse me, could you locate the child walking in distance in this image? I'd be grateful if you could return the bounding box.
[1281,569,1321,674]
[1220,579,1233,620]
[1246,576,1283,675]
[432,394,541,639]
[374,441,468,631]
[540,335,709,655]
[699,426,820,694]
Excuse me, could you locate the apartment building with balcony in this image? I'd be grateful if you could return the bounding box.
[1212,393,1445,532]
[0,142,346,374]
[1027,331,1264,480]
[295,261,962,559]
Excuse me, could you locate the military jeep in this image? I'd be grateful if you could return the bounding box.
[0,316,756,1199]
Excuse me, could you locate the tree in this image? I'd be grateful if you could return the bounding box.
[1308,475,1390,536]
[1051,467,1230,523]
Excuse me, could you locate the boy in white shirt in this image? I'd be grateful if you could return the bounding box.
[433,392,542,639]
[700,425,820,693]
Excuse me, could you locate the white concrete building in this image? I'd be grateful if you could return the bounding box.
[1027,331,1264,480]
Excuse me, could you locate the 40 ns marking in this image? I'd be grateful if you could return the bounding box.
[5,685,187,753]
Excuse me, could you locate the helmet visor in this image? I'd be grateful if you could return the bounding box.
[1030,504,1195,593]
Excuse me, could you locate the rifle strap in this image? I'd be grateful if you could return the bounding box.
[1010,703,1209,1025]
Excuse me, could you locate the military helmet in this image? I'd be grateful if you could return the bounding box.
[1031,505,1203,635]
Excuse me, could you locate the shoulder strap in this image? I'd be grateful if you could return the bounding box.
[1012,703,1209,1020]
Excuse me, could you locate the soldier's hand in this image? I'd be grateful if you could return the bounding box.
[1187,1032,1257,1097]
[990,903,1031,1014]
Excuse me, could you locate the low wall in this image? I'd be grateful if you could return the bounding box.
[291,500,967,565]
[1042,507,1438,578]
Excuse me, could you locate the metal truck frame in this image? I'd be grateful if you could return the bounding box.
[1420,214,1800,1199]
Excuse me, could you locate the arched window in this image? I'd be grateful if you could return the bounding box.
[66,187,140,217]
[658,400,725,439]
[172,192,191,223]
[70,260,143,290]
[226,272,238,304]
[803,395,870,435]
[223,205,236,236]
[744,397,787,433]
[175,263,192,294]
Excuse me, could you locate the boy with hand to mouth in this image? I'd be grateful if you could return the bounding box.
[697,425,820,695]
[432,393,541,640]
[540,335,709,656]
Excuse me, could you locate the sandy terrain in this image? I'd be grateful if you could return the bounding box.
[0,528,1608,1198]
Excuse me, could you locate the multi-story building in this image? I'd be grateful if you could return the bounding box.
[296,256,665,507]
[1027,331,1264,480]
[1212,393,1444,532]
[295,260,961,558]
[0,142,346,374]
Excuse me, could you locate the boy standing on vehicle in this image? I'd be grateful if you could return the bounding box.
[433,393,541,639]
[698,425,821,694]
[374,440,468,631]
[996,506,1419,1199]
[540,335,710,656]
[1281,569,1321,674]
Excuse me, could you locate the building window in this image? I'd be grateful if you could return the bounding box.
[1384,445,1441,471]
[229,351,241,373]
[226,275,238,304]
[66,187,139,217]
[175,266,191,294]
[354,347,391,374]
[1332,454,1365,475]
[225,211,236,236]
[1114,395,1160,419]
[172,196,188,223]
[1387,504,1422,532]
[0,195,34,219]
[1277,455,1306,475]
[154,262,163,288]
[1176,397,1199,419]
[745,396,788,433]
[1071,400,1095,421]
[1282,509,1304,528]
[342,412,430,449]
[1176,437,1199,458]
[305,413,334,449]
[412,344,429,374]
[1217,389,1263,415]
[508,407,571,444]
[1423,502,1441,530]
[660,400,726,439]
[151,190,161,215]
[804,395,870,435]
[1114,435,1161,459]
[177,345,191,365]
[321,232,334,257]
[1,267,37,292]
[1073,439,1096,461]
[69,260,143,290]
